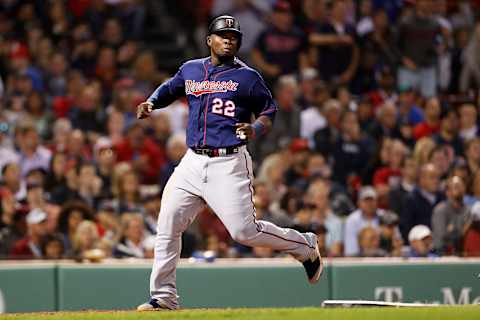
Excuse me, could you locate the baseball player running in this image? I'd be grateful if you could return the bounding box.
[136,15,322,311]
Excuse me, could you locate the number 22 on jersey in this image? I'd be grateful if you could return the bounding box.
[211,98,235,117]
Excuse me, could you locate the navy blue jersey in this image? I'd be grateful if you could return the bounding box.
[147,57,277,148]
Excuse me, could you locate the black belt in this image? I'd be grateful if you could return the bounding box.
[192,146,242,157]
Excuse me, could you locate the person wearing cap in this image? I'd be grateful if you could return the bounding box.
[378,210,403,256]
[407,224,438,258]
[284,138,310,189]
[431,176,470,255]
[401,163,444,242]
[464,201,480,257]
[136,14,323,310]
[345,186,385,256]
[300,83,330,148]
[9,208,49,259]
[251,0,309,82]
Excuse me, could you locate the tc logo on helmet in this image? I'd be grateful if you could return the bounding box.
[225,18,234,27]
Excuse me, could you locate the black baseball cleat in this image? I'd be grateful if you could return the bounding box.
[302,243,323,284]
[137,298,172,311]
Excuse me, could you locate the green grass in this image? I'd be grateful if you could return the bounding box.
[1,306,479,320]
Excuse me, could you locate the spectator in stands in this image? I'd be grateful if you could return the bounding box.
[378,211,403,256]
[360,8,400,71]
[356,0,374,37]
[345,186,383,256]
[70,220,101,260]
[46,52,68,97]
[332,111,372,185]
[68,85,106,135]
[433,109,463,157]
[413,137,436,167]
[93,138,116,200]
[150,112,172,150]
[313,98,342,157]
[96,202,121,243]
[259,75,301,159]
[396,0,442,97]
[397,85,424,127]
[113,213,155,258]
[297,68,320,110]
[0,189,25,257]
[431,176,469,255]
[211,0,268,57]
[1,163,26,201]
[253,181,291,227]
[76,162,103,209]
[25,91,53,140]
[464,201,480,257]
[115,122,165,184]
[388,156,417,216]
[458,103,479,142]
[17,121,52,177]
[10,208,48,259]
[251,0,309,82]
[300,86,330,146]
[44,152,67,196]
[357,226,386,257]
[111,169,143,214]
[465,138,480,175]
[58,201,94,252]
[42,234,65,259]
[428,146,452,180]
[373,139,407,209]
[407,224,438,258]
[367,102,401,143]
[141,192,161,235]
[159,133,187,191]
[283,139,310,190]
[460,22,480,92]
[465,170,480,206]
[401,163,444,241]
[310,0,359,86]
[307,179,343,256]
[413,97,441,140]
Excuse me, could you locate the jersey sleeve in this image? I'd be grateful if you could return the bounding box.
[249,77,277,122]
[147,66,185,109]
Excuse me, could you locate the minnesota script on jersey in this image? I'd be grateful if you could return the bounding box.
[147,57,277,148]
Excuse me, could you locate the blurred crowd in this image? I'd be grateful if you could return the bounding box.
[1,0,480,261]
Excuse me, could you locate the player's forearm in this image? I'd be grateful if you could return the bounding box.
[253,115,273,138]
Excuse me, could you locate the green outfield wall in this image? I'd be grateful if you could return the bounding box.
[0,259,479,313]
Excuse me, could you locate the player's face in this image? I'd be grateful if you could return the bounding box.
[208,31,239,57]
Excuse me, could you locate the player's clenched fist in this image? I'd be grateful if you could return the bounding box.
[136,101,153,119]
